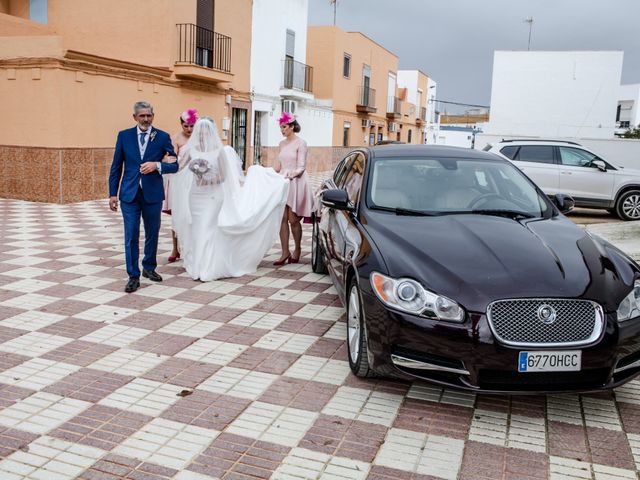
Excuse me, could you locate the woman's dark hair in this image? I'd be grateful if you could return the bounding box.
[179,117,185,125]
[289,120,301,133]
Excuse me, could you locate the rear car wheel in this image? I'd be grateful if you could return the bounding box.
[615,190,640,221]
[311,216,328,274]
[347,280,374,377]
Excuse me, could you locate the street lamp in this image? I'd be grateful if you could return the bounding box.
[524,17,534,50]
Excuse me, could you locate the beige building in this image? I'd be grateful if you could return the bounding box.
[306,26,428,148]
[0,0,252,203]
[308,26,394,148]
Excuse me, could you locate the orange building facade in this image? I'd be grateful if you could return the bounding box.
[0,0,252,203]
[307,26,427,148]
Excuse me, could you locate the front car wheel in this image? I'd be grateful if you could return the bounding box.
[616,190,640,221]
[311,217,328,274]
[347,280,374,377]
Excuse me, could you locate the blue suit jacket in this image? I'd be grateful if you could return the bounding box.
[109,126,178,203]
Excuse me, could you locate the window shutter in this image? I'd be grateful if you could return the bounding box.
[197,0,214,30]
[286,30,295,59]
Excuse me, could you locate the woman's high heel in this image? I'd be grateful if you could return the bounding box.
[168,253,181,263]
[273,254,291,266]
[288,256,299,264]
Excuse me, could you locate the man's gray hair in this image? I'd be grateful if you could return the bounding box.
[133,101,153,114]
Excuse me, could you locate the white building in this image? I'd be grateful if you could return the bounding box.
[250,0,333,164]
[617,83,640,131]
[485,51,623,139]
[397,69,430,144]
[425,77,439,143]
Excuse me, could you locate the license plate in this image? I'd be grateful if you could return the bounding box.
[518,351,581,372]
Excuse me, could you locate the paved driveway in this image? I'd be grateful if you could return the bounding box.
[0,197,639,480]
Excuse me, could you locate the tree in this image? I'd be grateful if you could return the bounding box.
[622,126,640,139]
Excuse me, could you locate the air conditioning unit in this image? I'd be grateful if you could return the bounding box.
[388,122,398,132]
[282,99,297,114]
[361,119,371,128]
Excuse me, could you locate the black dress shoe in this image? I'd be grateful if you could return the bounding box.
[142,269,163,282]
[125,277,140,293]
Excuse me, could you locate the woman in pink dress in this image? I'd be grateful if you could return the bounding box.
[273,112,313,266]
[165,108,197,262]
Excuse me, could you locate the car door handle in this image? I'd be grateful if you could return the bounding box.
[560,171,572,175]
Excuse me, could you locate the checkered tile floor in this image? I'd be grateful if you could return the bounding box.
[1,195,640,480]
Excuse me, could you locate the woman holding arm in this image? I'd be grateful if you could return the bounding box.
[165,108,198,262]
[273,112,313,266]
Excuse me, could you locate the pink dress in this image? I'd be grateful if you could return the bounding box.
[278,137,313,217]
[163,140,188,214]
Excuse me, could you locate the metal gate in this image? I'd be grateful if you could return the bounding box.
[232,108,247,169]
[253,111,263,165]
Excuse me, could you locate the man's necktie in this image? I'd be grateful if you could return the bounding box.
[139,132,147,147]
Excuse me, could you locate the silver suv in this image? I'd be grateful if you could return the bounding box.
[484,139,640,221]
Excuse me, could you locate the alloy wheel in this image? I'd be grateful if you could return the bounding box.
[622,193,640,220]
[347,285,361,364]
[311,221,317,262]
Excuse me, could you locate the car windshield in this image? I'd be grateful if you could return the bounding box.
[367,157,550,217]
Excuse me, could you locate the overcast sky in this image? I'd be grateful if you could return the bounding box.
[308,0,640,109]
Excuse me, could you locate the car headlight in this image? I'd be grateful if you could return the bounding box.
[617,280,640,322]
[370,271,465,322]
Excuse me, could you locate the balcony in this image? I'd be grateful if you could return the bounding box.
[356,86,376,113]
[416,106,427,125]
[174,23,233,84]
[281,58,313,93]
[386,96,402,119]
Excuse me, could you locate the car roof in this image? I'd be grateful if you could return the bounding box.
[366,144,501,162]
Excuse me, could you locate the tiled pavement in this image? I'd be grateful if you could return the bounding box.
[1,192,640,480]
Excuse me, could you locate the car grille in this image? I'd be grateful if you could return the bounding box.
[486,299,604,347]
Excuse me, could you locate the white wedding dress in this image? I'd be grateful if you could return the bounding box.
[171,144,289,281]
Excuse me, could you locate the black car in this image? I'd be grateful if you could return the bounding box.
[312,145,640,393]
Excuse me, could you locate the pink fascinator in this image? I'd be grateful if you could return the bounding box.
[180,108,198,125]
[278,111,295,126]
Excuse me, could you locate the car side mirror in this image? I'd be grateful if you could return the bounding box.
[553,193,575,214]
[592,160,607,172]
[321,189,353,211]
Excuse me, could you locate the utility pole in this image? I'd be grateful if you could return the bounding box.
[330,0,337,26]
[524,17,534,50]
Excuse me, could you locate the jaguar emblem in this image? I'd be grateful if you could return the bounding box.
[537,304,557,325]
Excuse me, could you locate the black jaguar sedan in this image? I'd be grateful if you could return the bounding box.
[311,145,640,393]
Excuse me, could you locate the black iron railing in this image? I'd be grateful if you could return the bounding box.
[176,23,231,73]
[282,58,313,93]
[358,86,376,108]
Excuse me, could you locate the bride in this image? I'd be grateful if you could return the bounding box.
[170,117,289,281]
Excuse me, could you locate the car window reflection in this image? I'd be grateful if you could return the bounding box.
[368,157,549,217]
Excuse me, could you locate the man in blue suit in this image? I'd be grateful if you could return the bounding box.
[109,101,179,293]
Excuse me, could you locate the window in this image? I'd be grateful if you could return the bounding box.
[196,0,214,30]
[499,145,519,159]
[407,129,412,143]
[30,0,48,23]
[377,133,383,143]
[515,145,555,164]
[343,122,350,147]
[369,133,375,145]
[559,147,599,167]
[343,54,351,78]
[333,154,354,186]
[343,153,365,204]
[286,29,295,59]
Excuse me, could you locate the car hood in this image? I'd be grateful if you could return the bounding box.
[363,212,637,313]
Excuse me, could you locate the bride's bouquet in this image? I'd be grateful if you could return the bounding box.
[188,158,210,180]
